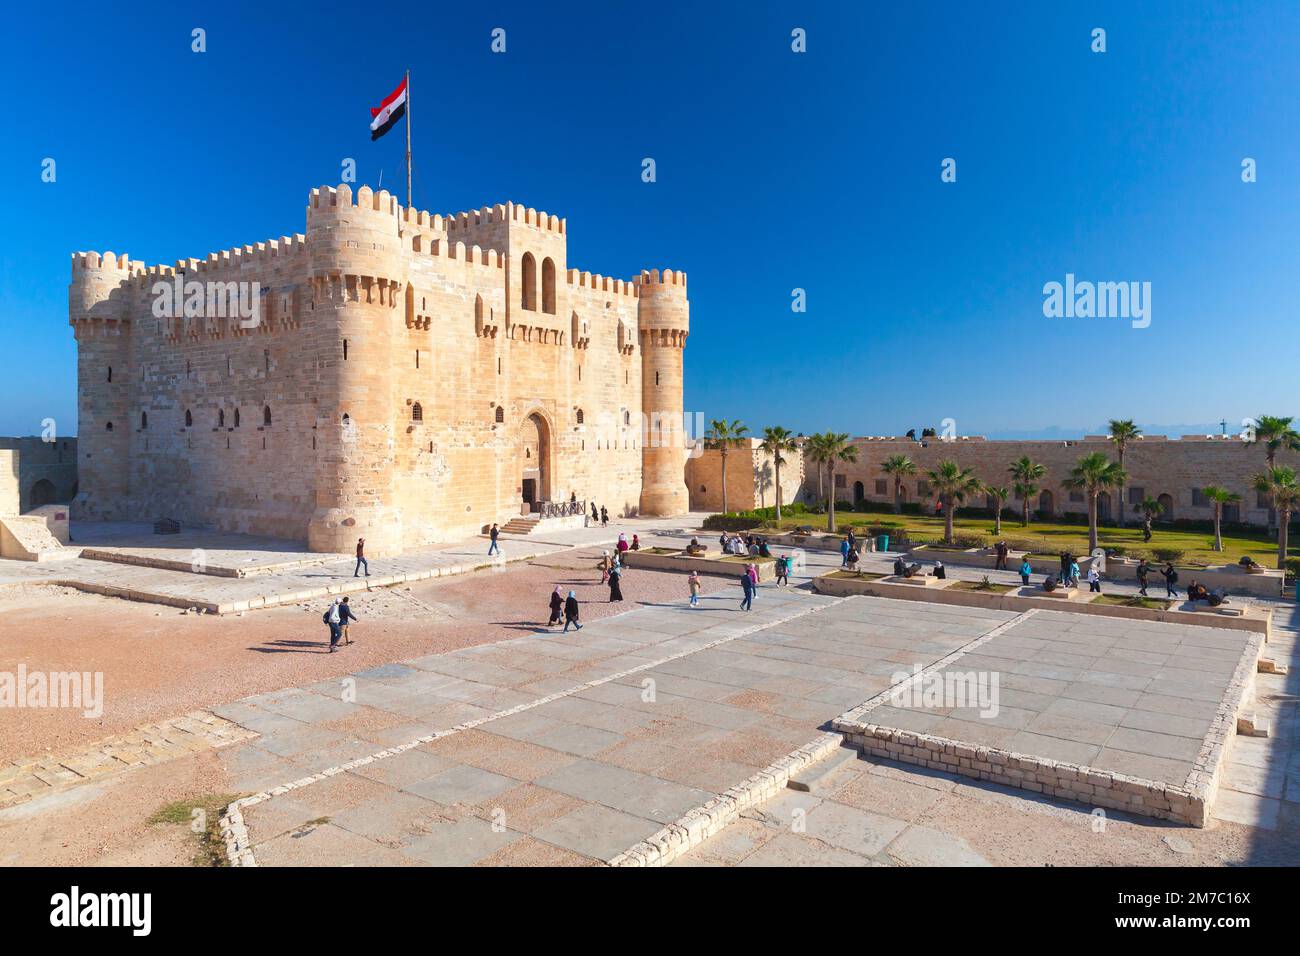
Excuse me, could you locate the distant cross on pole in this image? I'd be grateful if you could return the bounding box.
[1220,419,1228,436]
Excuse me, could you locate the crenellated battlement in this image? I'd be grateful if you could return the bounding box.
[634,268,688,291]
[566,268,638,298]
[308,183,401,220]
[443,201,566,236]
[71,251,142,276]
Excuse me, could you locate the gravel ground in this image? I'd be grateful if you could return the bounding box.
[0,548,733,765]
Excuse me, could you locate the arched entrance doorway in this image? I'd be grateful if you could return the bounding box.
[1097,492,1112,522]
[1157,493,1174,522]
[1038,490,1055,517]
[853,481,865,506]
[520,412,551,512]
[29,479,57,510]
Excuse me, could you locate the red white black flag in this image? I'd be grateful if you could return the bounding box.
[369,76,408,141]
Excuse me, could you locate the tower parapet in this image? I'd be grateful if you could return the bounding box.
[636,268,690,515]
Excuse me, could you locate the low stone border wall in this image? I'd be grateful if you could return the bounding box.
[908,545,1096,577]
[608,732,846,866]
[624,549,776,582]
[830,614,1264,828]
[78,547,337,579]
[814,572,1272,638]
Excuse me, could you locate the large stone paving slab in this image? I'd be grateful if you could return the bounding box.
[833,608,1261,825]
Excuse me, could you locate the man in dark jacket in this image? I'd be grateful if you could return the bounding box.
[354,537,369,577]
[339,596,359,645]
[1137,559,1151,596]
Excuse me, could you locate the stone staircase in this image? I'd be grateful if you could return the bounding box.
[500,515,541,535]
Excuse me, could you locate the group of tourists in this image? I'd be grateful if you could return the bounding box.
[321,596,359,652]
[720,532,771,557]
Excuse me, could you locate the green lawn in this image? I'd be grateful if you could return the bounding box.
[757,511,1293,568]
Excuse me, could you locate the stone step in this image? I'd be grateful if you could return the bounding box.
[1237,713,1271,737]
[1258,658,1289,675]
[786,744,860,794]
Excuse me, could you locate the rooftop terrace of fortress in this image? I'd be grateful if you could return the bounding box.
[70,185,687,302]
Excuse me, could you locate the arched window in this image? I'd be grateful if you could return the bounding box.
[107,366,112,382]
[263,406,272,426]
[521,253,537,311]
[185,409,193,427]
[495,406,505,423]
[140,411,148,429]
[623,410,631,426]
[542,258,556,314]
[234,408,240,428]
[411,402,423,422]
[218,409,225,427]
[576,409,584,424]
[105,421,113,431]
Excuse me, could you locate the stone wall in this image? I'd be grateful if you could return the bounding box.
[798,435,1300,529]
[687,440,805,513]
[70,186,690,553]
[0,438,79,514]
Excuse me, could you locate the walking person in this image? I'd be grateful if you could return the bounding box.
[688,570,701,607]
[740,569,756,611]
[776,554,790,587]
[840,536,851,568]
[323,598,343,652]
[354,537,369,577]
[1161,561,1179,599]
[995,540,1009,571]
[1137,558,1151,597]
[548,585,564,627]
[616,532,629,556]
[487,523,501,556]
[600,506,608,528]
[598,550,612,584]
[608,564,624,602]
[1087,566,1101,593]
[563,591,582,632]
[1019,558,1032,587]
[339,596,359,644]
[1068,558,1081,588]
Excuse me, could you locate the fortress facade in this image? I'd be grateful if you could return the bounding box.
[70,184,691,554]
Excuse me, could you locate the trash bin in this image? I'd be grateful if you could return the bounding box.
[877,534,889,553]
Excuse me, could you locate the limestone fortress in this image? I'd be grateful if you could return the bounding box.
[69,184,690,555]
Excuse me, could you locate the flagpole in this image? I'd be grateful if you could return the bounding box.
[405,69,412,209]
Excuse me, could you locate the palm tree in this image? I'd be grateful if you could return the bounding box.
[881,454,918,514]
[704,419,748,515]
[1252,466,1299,570]
[986,485,1010,535]
[1247,415,1300,533]
[758,426,799,521]
[813,432,858,533]
[1201,485,1241,553]
[1107,419,1142,527]
[1063,452,1127,553]
[1137,495,1163,542]
[926,460,983,545]
[1008,456,1047,527]
[804,433,831,508]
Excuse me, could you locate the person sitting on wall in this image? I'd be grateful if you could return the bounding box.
[902,561,922,578]
[1043,574,1058,593]
[758,538,771,558]
[845,547,860,572]
[933,560,946,579]
[719,533,731,554]
[1188,581,1210,602]
[1208,588,1228,607]
[893,556,907,576]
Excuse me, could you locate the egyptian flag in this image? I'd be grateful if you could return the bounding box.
[369,76,408,141]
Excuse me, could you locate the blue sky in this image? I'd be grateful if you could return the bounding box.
[2,0,1297,439]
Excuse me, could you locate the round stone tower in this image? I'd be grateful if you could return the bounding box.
[636,268,690,516]
[304,184,406,555]
[68,250,135,519]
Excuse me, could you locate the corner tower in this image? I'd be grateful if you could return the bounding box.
[68,250,136,519]
[304,184,406,555]
[636,268,689,515]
